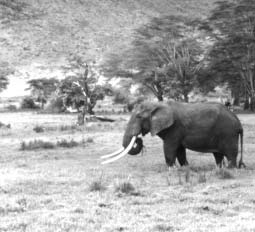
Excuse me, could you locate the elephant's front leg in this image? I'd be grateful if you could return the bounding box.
[177,146,188,166]
[163,141,179,167]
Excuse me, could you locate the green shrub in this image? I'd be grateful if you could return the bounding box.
[33,125,44,133]
[20,140,55,150]
[57,139,79,148]
[45,96,65,113]
[20,138,87,151]
[59,124,78,131]
[86,137,94,143]
[20,97,39,110]
[5,104,17,111]
[114,179,136,194]
[88,175,106,192]
[113,91,129,104]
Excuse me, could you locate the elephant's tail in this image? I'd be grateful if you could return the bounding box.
[238,129,245,168]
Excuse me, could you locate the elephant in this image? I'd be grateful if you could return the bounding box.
[101,101,245,168]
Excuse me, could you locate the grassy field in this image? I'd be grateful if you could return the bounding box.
[0,112,255,232]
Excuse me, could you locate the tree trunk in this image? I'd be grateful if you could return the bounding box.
[77,105,86,125]
[233,97,239,106]
[244,98,249,110]
[250,96,255,111]
[183,93,189,102]
[157,95,163,102]
[87,103,95,115]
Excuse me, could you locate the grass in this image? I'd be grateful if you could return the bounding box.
[20,138,89,150]
[114,177,138,195]
[198,171,207,183]
[34,124,80,132]
[88,175,107,192]
[0,112,255,231]
[215,168,235,179]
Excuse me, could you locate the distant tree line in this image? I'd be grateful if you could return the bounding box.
[2,0,255,114]
[102,0,255,110]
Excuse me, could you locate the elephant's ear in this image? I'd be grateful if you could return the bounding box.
[150,105,174,136]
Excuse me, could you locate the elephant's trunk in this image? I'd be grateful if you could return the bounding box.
[122,119,143,155]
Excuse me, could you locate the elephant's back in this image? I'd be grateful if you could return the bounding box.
[171,102,242,133]
[171,102,221,129]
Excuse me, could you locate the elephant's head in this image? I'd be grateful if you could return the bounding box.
[101,102,174,164]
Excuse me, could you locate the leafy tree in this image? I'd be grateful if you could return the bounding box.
[26,78,59,109]
[201,0,255,109]
[58,56,111,124]
[102,15,203,102]
[20,96,38,110]
[0,76,9,93]
[0,62,14,93]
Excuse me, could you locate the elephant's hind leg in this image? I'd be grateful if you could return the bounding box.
[177,146,188,166]
[219,137,238,168]
[213,152,224,168]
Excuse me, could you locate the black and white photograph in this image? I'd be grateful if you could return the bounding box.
[0,0,255,231]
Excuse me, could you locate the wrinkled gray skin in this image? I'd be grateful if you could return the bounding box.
[123,101,244,168]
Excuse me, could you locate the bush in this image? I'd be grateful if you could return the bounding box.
[33,125,44,133]
[88,175,106,192]
[0,122,11,129]
[59,124,78,131]
[45,96,65,113]
[57,139,79,148]
[20,138,87,151]
[113,91,129,104]
[20,140,55,150]
[20,97,39,110]
[5,104,17,111]
[126,96,145,112]
[86,137,94,143]
[114,178,137,195]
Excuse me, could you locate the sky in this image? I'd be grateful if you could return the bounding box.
[1,77,29,97]
[1,63,65,98]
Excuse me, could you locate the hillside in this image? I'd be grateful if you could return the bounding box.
[0,0,218,96]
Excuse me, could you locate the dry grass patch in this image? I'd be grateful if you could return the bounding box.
[114,177,141,196]
[88,174,107,192]
[153,224,175,232]
[215,168,235,179]
[197,171,207,183]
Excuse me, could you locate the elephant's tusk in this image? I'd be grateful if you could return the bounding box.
[101,136,136,165]
[100,148,125,159]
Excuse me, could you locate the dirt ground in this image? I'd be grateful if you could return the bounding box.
[0,112,254,232]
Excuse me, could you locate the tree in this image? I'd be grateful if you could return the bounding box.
[102,15,203,102]
[0,61,13,93]
[26,78,59,109]
[58,56,111,125]
[201,0,255,109]
[0,76,9,93]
